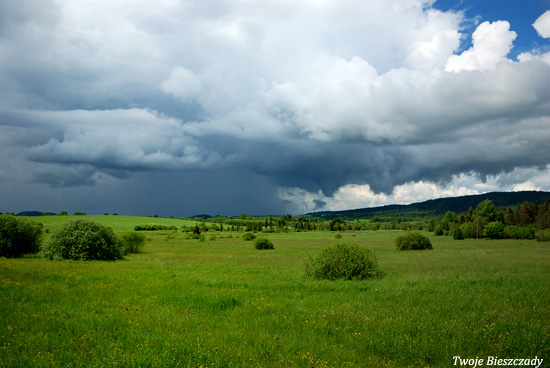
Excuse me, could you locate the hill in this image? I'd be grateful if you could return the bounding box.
[308,191,550,219]
[15,211,57,217]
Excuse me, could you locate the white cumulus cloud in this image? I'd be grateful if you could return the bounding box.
[533,10,550,39]
[445,21,517,72]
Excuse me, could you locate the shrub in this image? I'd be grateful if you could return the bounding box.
[242,232,256,241]
[334,233,342,239]
[520,225,536,240]
[453,228,464,240]
[395,232,433,250]
[483,221,505,239]
[134,224,168,231]
[434,225,444,236]
[460,222,474,239]
[73,211,86,216]
[42,219,123,261]
[0,214,42,258]
[120,232,146,254]
[504,225,522,239]
[253,237,274,250]
[303,243,380,280]
[535,230,550,242]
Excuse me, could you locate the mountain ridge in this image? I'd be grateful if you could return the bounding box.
[307,191,550,219]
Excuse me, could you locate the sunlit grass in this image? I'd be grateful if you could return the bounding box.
[1,226,549,367]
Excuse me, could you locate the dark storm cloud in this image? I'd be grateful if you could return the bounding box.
[0,0,549,214]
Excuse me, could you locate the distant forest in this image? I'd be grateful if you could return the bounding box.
[181,191,550,241]
[308,190,550,219]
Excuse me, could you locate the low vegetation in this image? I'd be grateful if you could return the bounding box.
[303,242,381,280]
[252,237,274,250]
[0,214,42,258]
[395,232,433,250]
[119,231,146,254]
[41,219,124,261]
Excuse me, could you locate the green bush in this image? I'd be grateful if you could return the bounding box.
[134,224,168,231]
[303,242,381,280]
[395,232,433,250]
[120,232,146,254]
[242,232,256,241]
[0,215,42,258]
[535,230,550,242]
[434,225,444,236]
[453,228,464,240]
[252,237,274,250]
[334,233,342,239]
[42,219,123,261]
[483,221,505,239]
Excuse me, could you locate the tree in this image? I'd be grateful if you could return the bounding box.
[475,199,499,223]
[453,228,464,240]
[0,215,42,258]
[516,201,537,227]
[192,224,201,235]
[483,221,505,239]
[472,216,485,239]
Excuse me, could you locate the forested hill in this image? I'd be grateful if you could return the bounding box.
[308,191,550,219]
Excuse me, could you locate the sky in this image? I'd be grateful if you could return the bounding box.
[0,0,549,217]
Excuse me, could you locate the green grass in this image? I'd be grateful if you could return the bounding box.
[1,218,549,367]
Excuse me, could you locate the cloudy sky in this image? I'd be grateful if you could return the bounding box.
[1,0,549,216]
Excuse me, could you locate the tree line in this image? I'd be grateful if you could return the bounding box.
[429,199,550,240]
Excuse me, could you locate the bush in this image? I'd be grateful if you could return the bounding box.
[303,242,380,280]
[42,219,123,261]
[535,230,550,242]
[334,233,343,239]
[483,221,505,239]
[242,232,256,241]
[395,232,433,250]
[120,232,146,254]
[434,225,444,236]
[0,215,42,258]
[253,237,274,250]
[134,224,168,231]
[453,228,464,240]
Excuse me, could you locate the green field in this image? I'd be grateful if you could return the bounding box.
[1,216,549,367]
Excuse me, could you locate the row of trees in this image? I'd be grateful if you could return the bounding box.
[431,199,550,240]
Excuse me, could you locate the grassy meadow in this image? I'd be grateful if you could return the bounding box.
[1,215,549,367]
